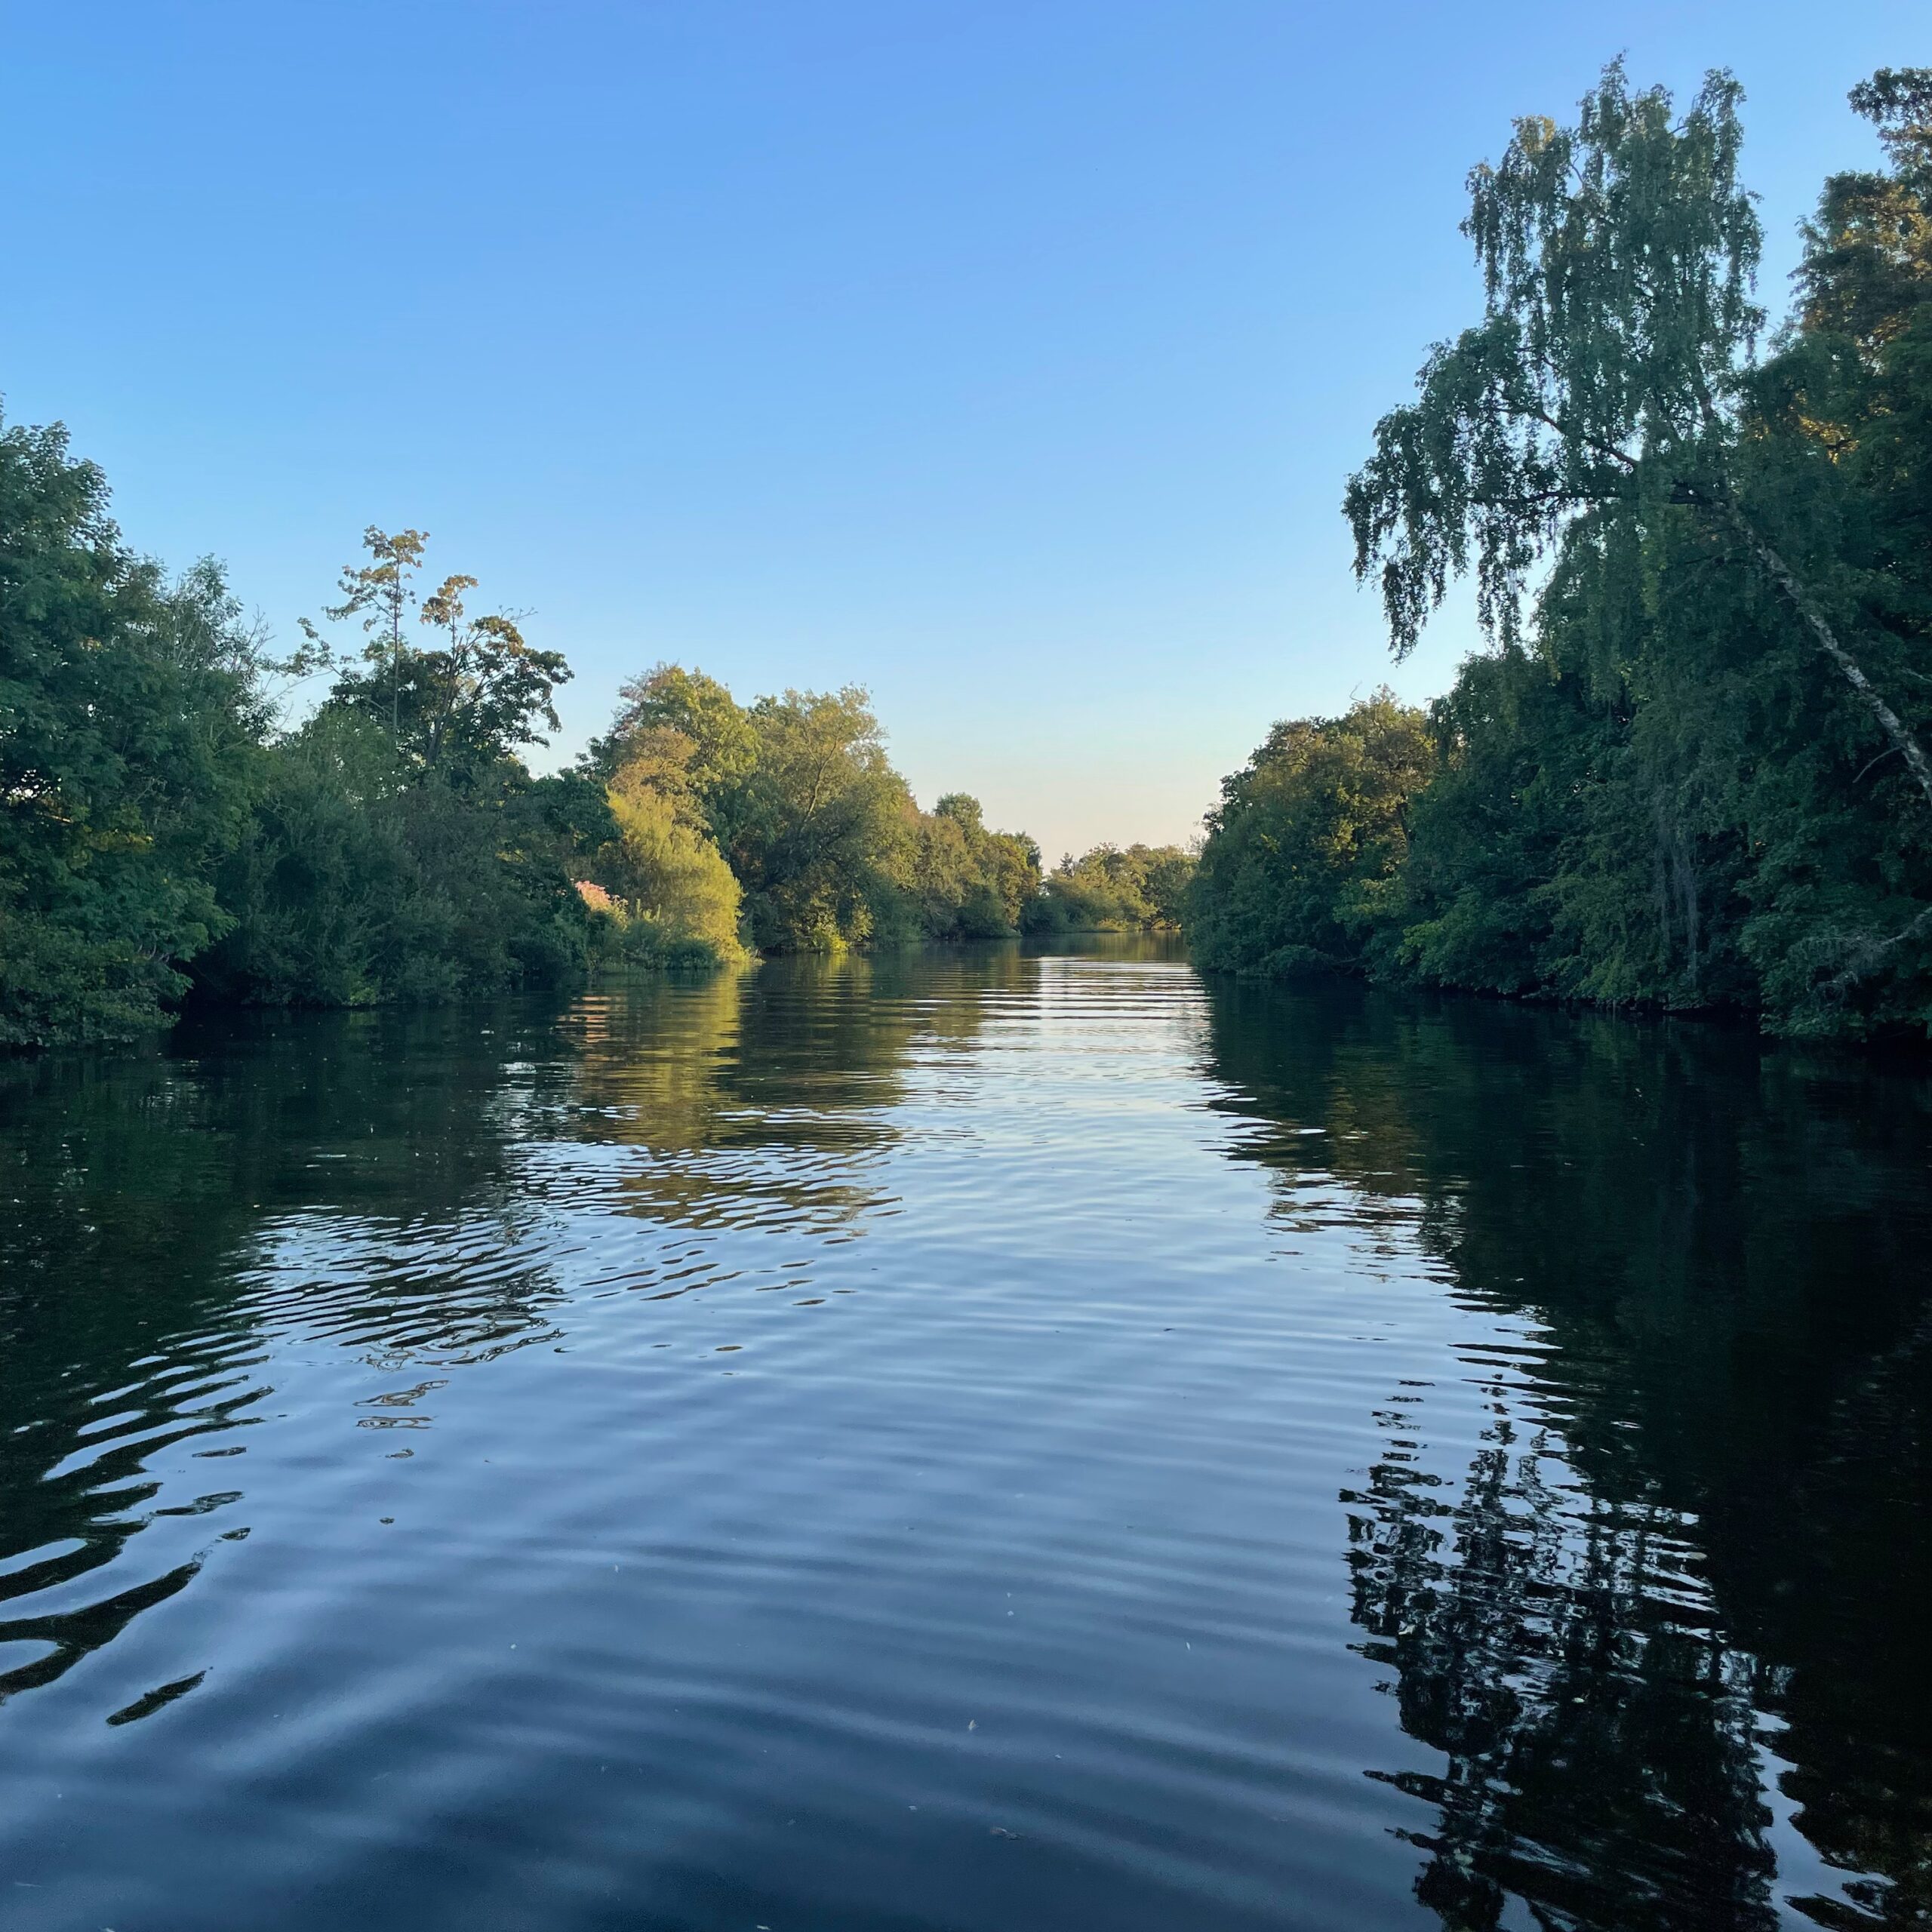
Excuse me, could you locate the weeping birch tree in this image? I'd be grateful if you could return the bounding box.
[1345,60,1932,814]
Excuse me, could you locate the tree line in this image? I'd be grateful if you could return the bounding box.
[1191,63,1932,1038]
[0,469,1189,1047]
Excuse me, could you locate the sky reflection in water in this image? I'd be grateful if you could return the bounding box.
[0,943,1927,1930]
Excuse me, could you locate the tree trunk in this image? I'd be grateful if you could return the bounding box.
[1715,499,1932,814]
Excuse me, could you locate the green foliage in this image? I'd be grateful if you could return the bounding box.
[1189,695,1434,978]
[885,792,1042,941]
[0,431,1078,1048]
[728,687,911,949]
[0,418,265,1044]
[592,667,1043,951]
[1026,843,1195,934]
[1277,61,1932,1038]
[187,526,591,1011]
[1345,60,1764,660]
[1386,653,1590,999]
[309,530,571,785]
[592,662,758,798]
[198,706,591,1008]
[599,742,745,968]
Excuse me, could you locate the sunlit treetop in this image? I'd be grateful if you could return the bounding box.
[1346,60,1761,657]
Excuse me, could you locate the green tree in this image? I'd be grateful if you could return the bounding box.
[1337,63,1932,1034]
[1344,60,1932,812]
[1138,845,1196,928]
[586,666,1051,952]
[0,417,264,1044]
[599,736,745,965]
[889,792,1042,940]
[728,686,912,949]
[202,705,592,1008]
[204,530,588,1009]
[1028,842,1194,933]
[592,663,758,795]
[1189,694,1435,977]
[1740,69,1932,1023]
[411,572,571,778]
[303,525,426,747]
[309,532,570,785]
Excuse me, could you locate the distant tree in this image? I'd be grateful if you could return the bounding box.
[592,663,758,792]
[1138,846,1197,928]
[1029,843,1194,933]
[603,751,744,963]
[888,792,1041,940]
[308,531,568,783]
[205,528,585,1008]
[409,572,570,778]
[731,687,911,949]
[932,792,983,835]
[1189,694,1435,977]
[303,525,426,746]
[586,666,1051,952]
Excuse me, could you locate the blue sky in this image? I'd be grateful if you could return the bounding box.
[2,2,1921,858]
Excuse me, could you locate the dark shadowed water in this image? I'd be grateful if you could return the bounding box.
[2,942,1929,1931]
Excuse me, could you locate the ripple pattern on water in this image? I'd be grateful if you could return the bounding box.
[0,947,1927,1931]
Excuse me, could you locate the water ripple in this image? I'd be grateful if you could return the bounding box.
[0,949,1925,1930]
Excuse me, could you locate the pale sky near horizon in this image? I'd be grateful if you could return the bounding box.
[2,2,1922,859]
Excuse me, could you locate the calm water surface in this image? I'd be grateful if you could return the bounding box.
[2,943,1928,1930]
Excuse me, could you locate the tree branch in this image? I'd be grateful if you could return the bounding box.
[1820,900,1932,997]
[1471,486,1624,509]
[1688,489,1932,814]
[1514,396,1641,472]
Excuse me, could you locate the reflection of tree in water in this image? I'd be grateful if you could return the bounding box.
[1348,1389,1778,1930]
[548,949,1016,1246]
[0,951,1020,1711]
[552,961,889,1237]
[1202,979,1932,1929]
[0,1005,570,1707]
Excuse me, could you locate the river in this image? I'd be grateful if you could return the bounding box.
[1,941,1927,1930]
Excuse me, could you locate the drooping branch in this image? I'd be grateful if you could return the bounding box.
[1349,60,1932,818]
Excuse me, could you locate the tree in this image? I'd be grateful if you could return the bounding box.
[202,703,592,1008]
[1795,67,1932,347]
[1138,846,1197,928]
[599,733,744,963]
[1331,63,1932,1032]
[304,525,426,746]
[203,529,586,1008]
[591,663,758,794]
[1028,843,1195,933]
[1189,694,1435,977]
[1344,61,1932,812]
[583,665,1053,954]
[730,687,911,949]
[310,531,569,783]
[410,572,571,779]
[890,792,1042,940]
[0,417,264,1043]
